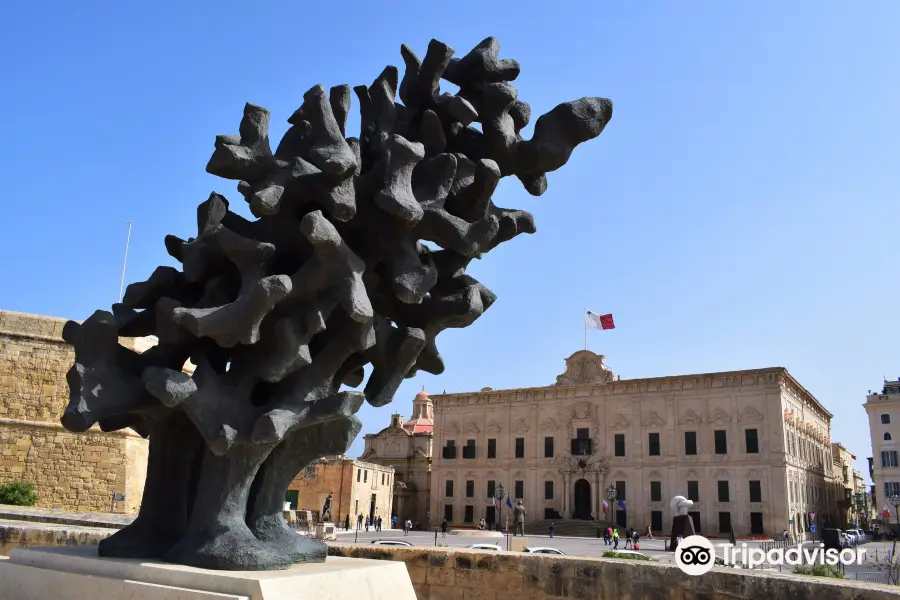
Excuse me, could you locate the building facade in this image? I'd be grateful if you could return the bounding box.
[864,379,900,530]
[286,455,395,526]
[360,389,434,528]
[429,350,845,538]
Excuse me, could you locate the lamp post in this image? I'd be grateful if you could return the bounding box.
[604,485,617,526]
[493,484,506,532]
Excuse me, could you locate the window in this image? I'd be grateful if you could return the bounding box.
[614,434,625,457]
[463,439,476,459]
[650,481,661,502]
[717,481,729,502]
[648,432,660,456]
[615,480,626,500]
[357,469,361,482]
[576,428,590,439]
[544,436,555,458]
[883,414,892,424]
[687,481,699,502]
[745,429,759,454]
[714,430,727,454]
[465,480,474,498]
[651,510,663,532]
[515,437,525,459]
[544,481,554,499]
[684,431,697,455]
[689,511,701,533]
[749,480,762,503]
[487,438,497,459]
[364,470,367,483]
[487,480,496,499]
[882,451,899,467]
[464,505,474,523]
[887,433,893,441]
[442,440,457,459]
[515,480,524,499]
[718,512,732,534]
[885,482,900,498]
[381,473,385,485]
[750,512,764,534]
[445,480,453,497]
[444,504,453,522]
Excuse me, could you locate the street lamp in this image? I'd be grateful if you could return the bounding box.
[604,485,617,525]
[493,484,506,532]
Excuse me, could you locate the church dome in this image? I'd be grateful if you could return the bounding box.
[403,387,434,434]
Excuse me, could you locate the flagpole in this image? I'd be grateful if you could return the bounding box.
[583,308,587,350]
[118,220,133,303]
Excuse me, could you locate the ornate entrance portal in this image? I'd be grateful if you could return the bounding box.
[573,479,592,520]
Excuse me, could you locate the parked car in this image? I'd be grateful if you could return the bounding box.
[522,547,565,555]
[842,531,858,547]
[466,543,502,551]
[371,540,413,547]
[850,528,867,543]
[821,528,846,551]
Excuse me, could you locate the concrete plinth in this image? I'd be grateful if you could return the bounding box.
[0,546,415,600]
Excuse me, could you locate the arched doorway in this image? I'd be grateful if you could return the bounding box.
[573,479,592,520]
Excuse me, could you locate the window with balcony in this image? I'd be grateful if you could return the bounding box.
[883,414,892,424]
[614,434,625,457]
[487,438,497,458]
[544,436,554,458]
[650,481,661,502]
[515,480,524,499]
[515,437,525,459]
[442,440,457,459]
[648,433,660,456]
[745,429,759,453]
[717,481,730,502]
[465,480,474,498]
[687,480,699,502]
[714,430,727,454]
[571,437,592,456]
[463,439,476,459]
[749,480,762,503]
[684,431,697,455]
[882,450,899,468]
[545,481,554,499]
[445,480,454,497]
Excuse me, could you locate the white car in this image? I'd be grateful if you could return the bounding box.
[843,530,859,546]
[371,540,413,547]
[850,529,867,543]
[522,547,565,555]
[466,543,502,551]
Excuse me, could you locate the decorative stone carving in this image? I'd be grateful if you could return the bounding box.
[608,413,630,428]
[463,421,481,434]
[571,403,592,420]
[558,454,608,474]
[706,408,732,424]
[554,350,616,386]
[642,411,666,427]
[679,409,703,425]
[738,406,764,422]
[514,418,529,433]
[443,422,461,434]
[540,418,559,431]
[487,421,501,433]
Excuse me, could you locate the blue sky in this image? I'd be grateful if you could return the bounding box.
[2,2,897,480]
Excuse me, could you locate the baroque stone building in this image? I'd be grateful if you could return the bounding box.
[429,350,847,538]
[286,456,394,526]
[865,377,900,531]
[360,389,434,528]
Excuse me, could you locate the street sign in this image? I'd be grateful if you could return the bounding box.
[789,519,793,524]
[811,525,816,533]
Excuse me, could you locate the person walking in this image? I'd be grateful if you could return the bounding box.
[356,514,363,530]
[392,515,397,529]
[612,528,620,549]
[377,516,382,532]
[632,530,640,549]
[344,515,350,531]
[604,526,612,545]
[365,516,370,532]
[782,529,789,543]
[549,522,555,539]
[646,524,654,540]
[441,519,448,538]
[624,528,633,549]
[404,519,412,536]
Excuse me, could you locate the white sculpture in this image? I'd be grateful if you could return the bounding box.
[669,495,693,517]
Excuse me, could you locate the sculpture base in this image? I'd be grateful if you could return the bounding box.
[669,514,696,551]
[0,546,415,600]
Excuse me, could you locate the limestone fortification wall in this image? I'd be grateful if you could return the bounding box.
[0,310,147,513]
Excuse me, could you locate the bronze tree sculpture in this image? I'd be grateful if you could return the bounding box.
[60,37,612,571]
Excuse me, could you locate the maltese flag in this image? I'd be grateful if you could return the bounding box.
[586,311,615,330]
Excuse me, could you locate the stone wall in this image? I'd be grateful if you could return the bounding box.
[329,544,900,600]
[0,310,147,513]
[288,456,395,524]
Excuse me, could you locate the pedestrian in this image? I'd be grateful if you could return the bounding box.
[646,524,654,540]
[604,526,612,545]
[404,519,412,536]
[612,528,619,549]
[377,516,382,532]
[782,529,789,543]
[676,535,684,549]
[441,519,448,538]
[357,514,363,530]
[392,515,397,529]
[632,530,640,548]
[549,522,555,538]
[344,515,350,531]
[365,516,370,532]
[624,528,633,549]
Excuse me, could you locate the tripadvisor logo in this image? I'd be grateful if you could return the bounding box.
[675,534,865,575]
